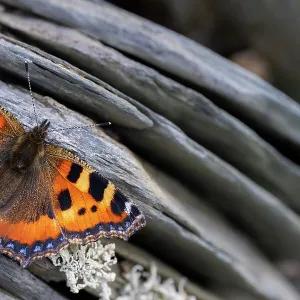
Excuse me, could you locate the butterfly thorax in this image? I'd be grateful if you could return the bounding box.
[9,120,50,173]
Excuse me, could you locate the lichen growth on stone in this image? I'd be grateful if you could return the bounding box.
[49,241,117,298]
[49,242,195,300]
[116,263,196,300]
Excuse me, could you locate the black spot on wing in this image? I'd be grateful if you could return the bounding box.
[78,208,86,216]
[58,189,72,211]
[88,172,108,202]
[67,163,83,183]
[91,205,97,213]
[111,189,127,216]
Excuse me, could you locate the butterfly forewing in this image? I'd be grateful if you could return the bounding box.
[46,145,146,242]
[0,107,24,137]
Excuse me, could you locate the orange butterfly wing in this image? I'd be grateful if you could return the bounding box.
[47,145,146,244]
[0,106,24,136]
[0,215,64,267]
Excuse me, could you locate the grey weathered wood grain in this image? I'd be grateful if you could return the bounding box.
[2,0,300,151]
[0,289,19,300]
[2,12,300,214]
[1,35,300,262]
[139,161,300,300]
[1,82,299,300]
[0,35,152,131]
[120,101,300,260]
[0,256,67,300]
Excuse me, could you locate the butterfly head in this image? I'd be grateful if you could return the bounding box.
[8,120,50,173]
[30,119,50,142]
[40,119,51,130]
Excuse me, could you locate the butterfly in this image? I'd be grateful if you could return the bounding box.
[0,62,146,267]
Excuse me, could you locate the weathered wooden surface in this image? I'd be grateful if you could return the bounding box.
[2,0,300,151]
[2,11,300,215]
[0,40,152,131]
[0,80,299,299]
[0,289,18,300]
[0,255,67,300]
[2,34,300,263]
[0,1,300,299]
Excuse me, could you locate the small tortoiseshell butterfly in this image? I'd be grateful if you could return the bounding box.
[0,62,146,267]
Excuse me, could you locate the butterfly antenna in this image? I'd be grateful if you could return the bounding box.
[49,122,112,132]
[25,61,38,126]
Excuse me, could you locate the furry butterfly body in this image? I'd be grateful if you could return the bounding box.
[0,105,145,267]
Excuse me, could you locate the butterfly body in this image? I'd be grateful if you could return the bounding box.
[0,106,145,267]
[9,120,49,173]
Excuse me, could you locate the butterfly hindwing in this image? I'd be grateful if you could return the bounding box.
[46,145,146,243]
[0,213,65,267]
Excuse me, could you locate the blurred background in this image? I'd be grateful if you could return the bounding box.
[108,0,273,82]
[108,0,300,101]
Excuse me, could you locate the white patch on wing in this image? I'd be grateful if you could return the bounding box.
[125,202,132,215]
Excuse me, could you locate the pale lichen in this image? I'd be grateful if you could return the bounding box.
[49,242,195,300]
[116,263,196,300]
[49,241,117,299]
